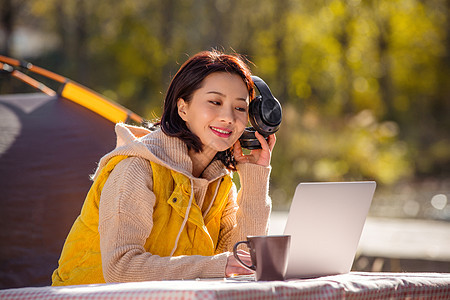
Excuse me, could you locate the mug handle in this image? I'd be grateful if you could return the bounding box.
[233,241,256,271]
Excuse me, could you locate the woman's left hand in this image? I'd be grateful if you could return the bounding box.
[233,132,276,167]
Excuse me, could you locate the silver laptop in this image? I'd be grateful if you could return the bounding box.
[283,181,376,279]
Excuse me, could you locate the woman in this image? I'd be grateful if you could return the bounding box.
[52,50,276,285]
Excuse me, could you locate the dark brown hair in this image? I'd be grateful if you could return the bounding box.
[158,50,254,170]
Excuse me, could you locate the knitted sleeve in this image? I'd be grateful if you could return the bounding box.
[98,156,228,282]
[216,163,272,252]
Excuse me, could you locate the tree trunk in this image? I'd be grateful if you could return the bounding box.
[273,0,289,104]
[1,0,13,56]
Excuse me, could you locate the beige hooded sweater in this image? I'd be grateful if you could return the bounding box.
[94,123,272,282]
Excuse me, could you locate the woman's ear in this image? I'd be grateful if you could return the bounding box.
[177,98,188,121]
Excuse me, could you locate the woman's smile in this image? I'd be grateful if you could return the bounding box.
[210,126,232,138]
[177,72,249,154]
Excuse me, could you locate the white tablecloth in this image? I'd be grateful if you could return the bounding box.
[0,272,449,299]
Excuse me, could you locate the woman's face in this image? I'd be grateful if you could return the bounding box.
[177,72,249,153]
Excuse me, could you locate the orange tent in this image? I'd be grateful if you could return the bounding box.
[0,56,143,288]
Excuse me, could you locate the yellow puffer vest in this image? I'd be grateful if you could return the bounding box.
[52,155,232,286]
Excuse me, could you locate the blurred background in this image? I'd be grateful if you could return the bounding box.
[1,0,449,285]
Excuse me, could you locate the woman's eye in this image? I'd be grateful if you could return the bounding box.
[235,107,247,112]
[209,100,221,105]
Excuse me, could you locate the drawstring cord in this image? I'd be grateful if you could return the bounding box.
[203,179,221,219]
[169,179,194,257]
[169,178,222,257]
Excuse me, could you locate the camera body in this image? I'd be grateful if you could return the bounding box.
[239,76,282,149]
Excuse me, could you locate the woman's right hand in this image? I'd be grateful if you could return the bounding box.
[225,250,254,277]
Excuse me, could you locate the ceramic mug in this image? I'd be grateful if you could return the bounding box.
[233,235,291,281]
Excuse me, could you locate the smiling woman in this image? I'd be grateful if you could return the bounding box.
[176,72,249,176]
[159,51,255,166]
[51,50,277,285]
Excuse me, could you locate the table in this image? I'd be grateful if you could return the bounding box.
[0,272,449,299]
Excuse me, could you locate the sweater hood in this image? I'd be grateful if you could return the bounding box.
[92,123,229,181]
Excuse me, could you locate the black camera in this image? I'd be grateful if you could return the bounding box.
[239,76,282,149]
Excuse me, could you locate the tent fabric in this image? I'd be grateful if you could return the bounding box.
[0,93,117,289]
[60,81,141,124]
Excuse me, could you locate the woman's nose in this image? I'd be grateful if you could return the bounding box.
[220,106,234,123]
